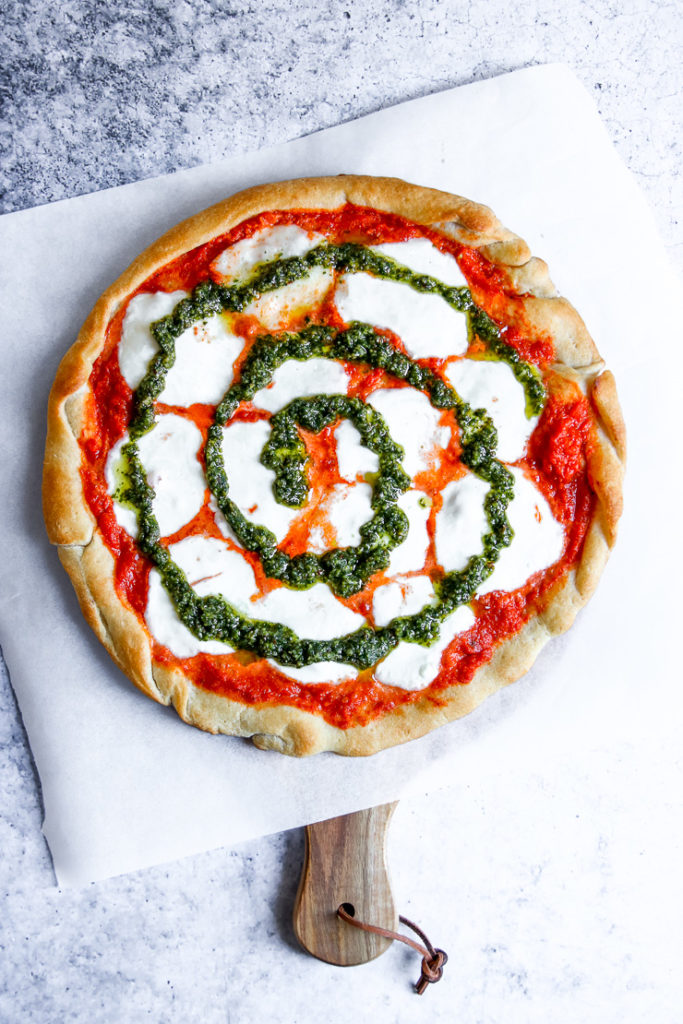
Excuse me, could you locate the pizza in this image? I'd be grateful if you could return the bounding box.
[43,175,625,756]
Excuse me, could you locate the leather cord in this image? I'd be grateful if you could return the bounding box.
[336,905,448,994]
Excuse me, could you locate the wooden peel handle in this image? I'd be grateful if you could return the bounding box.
[293,802,398,966]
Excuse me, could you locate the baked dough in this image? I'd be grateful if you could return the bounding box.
[43,176,625,756]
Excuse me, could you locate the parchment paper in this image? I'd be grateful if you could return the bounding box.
[1,64,681,886]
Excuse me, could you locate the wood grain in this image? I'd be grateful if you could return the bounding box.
[293,802,398,965]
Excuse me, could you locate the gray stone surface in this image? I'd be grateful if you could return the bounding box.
[2,0,682,272]
[1,1,682,1021]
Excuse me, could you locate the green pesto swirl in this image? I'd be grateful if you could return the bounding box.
[117,241,545,669]
[211,391,412,599]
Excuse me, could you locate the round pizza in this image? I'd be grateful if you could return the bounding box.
[43,175,625,756]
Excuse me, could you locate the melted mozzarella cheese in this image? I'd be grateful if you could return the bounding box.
[268,660,358,684]
[334,419,379,480]
[307,525,329,555]
[221,419,298,543]
[435,468,565,596]
[388,490,431,575]
[308,482,373,553]
[255,583,365,641]
[245,267,333,330]
[135,414,206,537]
[160,315,244,406]
[445,359,538,462]
[372,574,437,627]
[435,474,490,572]
[170,535,259,612]
[119,290,188,389]
[334,272,468,359]
[211,225,325,282]
[251,357,349,413]
[371,238,467,287]
[105,436,139,537]
[368,388,449,476]
[374,605,476,690]
[146,569,234,658]
[477,468,565,596]
[119,293,244,406]
[326,482,374,547]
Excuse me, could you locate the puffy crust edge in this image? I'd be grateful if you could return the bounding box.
[57,537,163,704]
[43,175,625,757]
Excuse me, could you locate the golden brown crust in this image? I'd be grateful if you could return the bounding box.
[43,174,625,757]
[57,538,163,704]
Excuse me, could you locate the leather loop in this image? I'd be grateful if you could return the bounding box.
[337,906,447,994]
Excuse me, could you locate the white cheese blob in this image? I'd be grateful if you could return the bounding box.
[309,481,373,553]
[372,574,437,628]
[268,660,358,685]
[371,238,467,287]
[251,357,349,413]
[146,569,234,658]
[387,490,431,575]
[478,468,565,596]
[308,481,374,553]
[245,267,333,330]
[334,419,379,481]
[435,474,490,572]
[255,583,366,641]
[170,535,259,612]
[118,290,188,390]
[307,525,328,555]
[136,414,206,537]
[160,315,244,407]
[211,225,325,282]
[334,272,468,359]
[374,605,476,690]
[368,388,450,476]
[105,435,139,537]
[445,358,538,462]
[326,482,374,548]
[220,419,298,543]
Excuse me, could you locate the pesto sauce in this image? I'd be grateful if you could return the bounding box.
[119,242,545,669]
[207,388,412,597]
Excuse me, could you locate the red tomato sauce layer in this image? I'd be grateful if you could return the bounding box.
[80,205,596,731]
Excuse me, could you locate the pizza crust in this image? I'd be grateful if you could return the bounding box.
[43,175,625,757]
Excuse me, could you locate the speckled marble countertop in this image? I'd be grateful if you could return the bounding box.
[2,2,682,1021]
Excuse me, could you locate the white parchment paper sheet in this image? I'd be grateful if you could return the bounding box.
[1,64,681,886]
